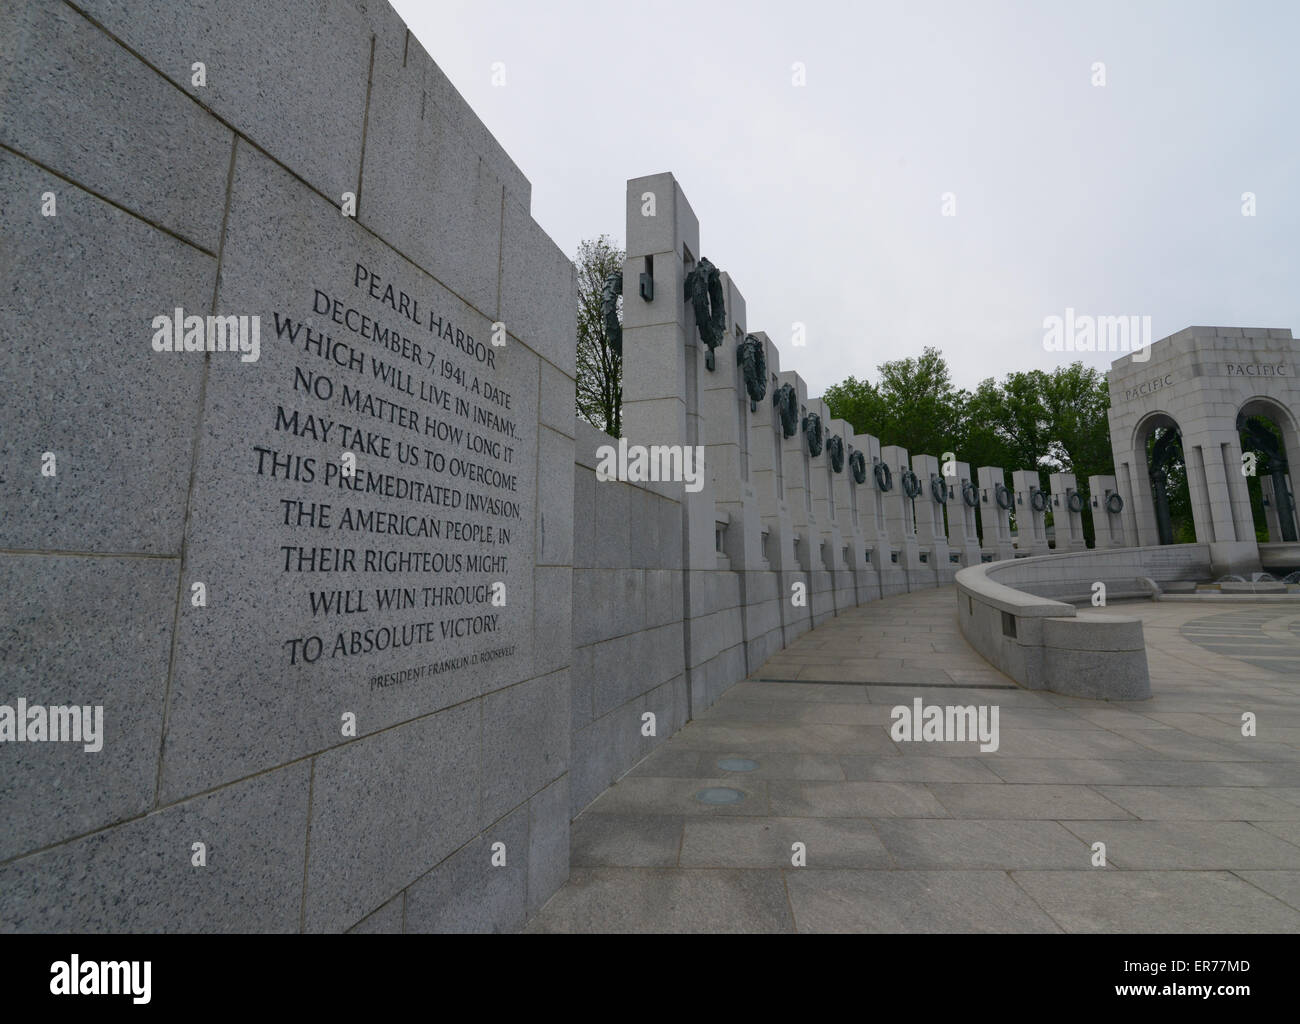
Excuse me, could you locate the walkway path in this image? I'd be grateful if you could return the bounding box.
[528,588,1300,932]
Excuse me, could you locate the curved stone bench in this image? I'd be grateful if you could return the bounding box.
[953,548,1183,700]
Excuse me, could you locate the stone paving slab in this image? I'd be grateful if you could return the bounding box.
[529,587,1300,932]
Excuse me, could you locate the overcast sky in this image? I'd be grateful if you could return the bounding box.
[391,0,1298,396]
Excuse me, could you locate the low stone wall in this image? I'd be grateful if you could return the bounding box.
[951,546,1198,700]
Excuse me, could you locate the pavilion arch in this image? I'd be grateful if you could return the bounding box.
[1131,410,1195,544]
[1237,395,1300,542]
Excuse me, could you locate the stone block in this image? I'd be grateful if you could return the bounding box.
[0,151,213,554]
[302,702,480,933]
[75,0,371,203]
[538,359,576,439]
[358,39,507,318]
[593,480,631,570]
[537,425,574,566]
[1,1,232,248]
[0,761,309,932]
[160,144,538,797]
[527,774,570,916]
[404,802,528,933]
[0,554,176,861]
[481,669,569,822]
[533,567,571,676]
[573,466,597,569]
[500,197,577,376]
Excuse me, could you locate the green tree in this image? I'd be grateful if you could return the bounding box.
[575,235,624,437]
[825,353,1116,546]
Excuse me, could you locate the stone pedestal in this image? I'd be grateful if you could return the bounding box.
[1012,469,1051,555]
[1049,472,1087,551]
[977,466,1016,562]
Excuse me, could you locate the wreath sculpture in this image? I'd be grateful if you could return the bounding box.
[901,469,922,499]
[600,269,623,355]
[737,334,767,412]
[874,461,893,492]
[1030,488,1048,513]
[683,257,726,370]
[1068,491,1084,514]
[930,475,948,504]
[849,450,867,484]
[961,480,980,508]
[827,434,845,473]
[773,383,798,438]
[803,412,824,457]
[995,483,1013,510]
[1106,492,1124,515]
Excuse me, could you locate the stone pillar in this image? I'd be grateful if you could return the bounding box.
[952,461,983,566]
[858,433,907,596]
[826,415,868,602]
[977,466,1015,561]
[622,172,718,717]
[1088,474,1127,548]
[700,271,781,672]
[881,444,931,588]
[777,370,818,630]
[1012,469,1050,555]
[912,452,955,584]
[1262,476,1283,542]
[1048,472,1087,551]
[747,335,803,645]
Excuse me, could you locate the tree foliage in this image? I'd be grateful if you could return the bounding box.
[574,235,624,437]
[824,350,1116,544]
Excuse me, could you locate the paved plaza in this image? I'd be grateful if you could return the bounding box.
[530,588,1300,932]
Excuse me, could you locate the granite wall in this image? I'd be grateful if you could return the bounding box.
[1,0,573,933]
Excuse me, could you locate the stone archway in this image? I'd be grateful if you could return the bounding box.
[1134,411,1195,544]
[1238,396,1300,542]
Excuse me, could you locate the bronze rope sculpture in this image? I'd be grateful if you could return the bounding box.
[600,269,623,356]
[737,334,767,412]
[803,412,824,457]
[773,383,798,438]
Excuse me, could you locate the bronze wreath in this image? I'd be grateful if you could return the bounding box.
[995,483,1013,510]
[874,461,893,492]
[930,474,948,504]
[1106,492,1124,515]
[961,480,979,508]
[850,450,867,484]
[1030,488,1047,513]
[1068,491,1084,514]
[827,434,844,472]
[683,257,726,370]
[901,469,922,498]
